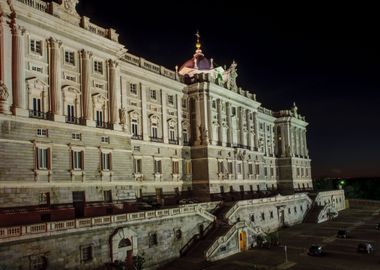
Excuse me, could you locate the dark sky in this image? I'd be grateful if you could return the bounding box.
[76,0,380,179]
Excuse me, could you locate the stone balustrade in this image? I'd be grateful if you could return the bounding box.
[0,201,220,243]
[15,0,48,12]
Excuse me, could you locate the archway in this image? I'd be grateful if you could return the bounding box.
[110,227,138,264]
[118,238,133,269]
[239,231,247,251]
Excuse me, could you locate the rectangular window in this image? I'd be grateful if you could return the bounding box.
[288,208,291,214]
[101,136,110,143]
[294,206,297,213]
[237,163,242,174]
[81,245,93,263]
[72,133,81,140]
[101,152,111,171]
[169,129,175,141]
[182,99,187,108]
[172,161,179,174]
[248,163,253,175]
[270,167,274,177]
[67,104,75,122]
[36,148,49,170]
[64,51,75,65]
[104,190,112,203]
[255,164,260,175]
[36,128,48,137]
[130,83,137,94]
[149,232,158,247]
[261,212,265,221]
[150,89,157,100]
[72,150,83,170]
[131,119,138,136]
[218,161,224,174]
[182,130,188,143]
[264,167,268,176]
[94,60,103,74]
[154,159,162,174]
[30,39,42,55]
[134,158,142,173]
[228,161,233,174]
[270,211,274,219]
[151,124,158,138]
[96,110,103,126]
[32,97,42,114]
[168,95,174,105]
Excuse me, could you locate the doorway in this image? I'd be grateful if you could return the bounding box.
[239,231,247,251]
[72,191,85,218]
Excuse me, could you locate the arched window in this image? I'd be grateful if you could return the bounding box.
[118,238,132,248]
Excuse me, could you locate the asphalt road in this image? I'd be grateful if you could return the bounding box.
[204,207,380,270]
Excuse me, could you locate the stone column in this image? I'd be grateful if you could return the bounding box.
[108,59,121,130]
[239,107,244,146]
[280,125,286,157]
[80,50,94,126]
[247,110,252,149]
[0,10,9,114]
[217,99,223,145]
[141,84,149,141]
[206,95,213,145]
[226,102,232,146]
[161,90,168,143]
[10,13,27,116]
[176,94,182,144]
[253,112,259,150]
[303,130,309,158]
[193,95,201,146]
[198,92,209,145]
[47,37,64,121]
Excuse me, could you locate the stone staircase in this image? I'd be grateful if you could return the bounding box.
[303,204,324,223]
[160,202,234,270]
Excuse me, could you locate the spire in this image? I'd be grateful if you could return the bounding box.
[195,30,201,51]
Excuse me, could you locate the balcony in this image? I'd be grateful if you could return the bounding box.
[65,116,85,125]
[150,137,163,143]
[169,139,178,145]
[131,134,143,140]
[29,110,53,120]
[96,121,113,130]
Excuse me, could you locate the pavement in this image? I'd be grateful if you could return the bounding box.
[198,207,380,270]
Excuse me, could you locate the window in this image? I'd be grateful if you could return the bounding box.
[255,164,260,175]
[130,83,137,94]
[237,163,242,174]
[294,206,297,213]
[72,150,83,170]
[232,107,236,116]
[151,123,158,138]
[31,64,43,73]
[37,128,48,137]
[217,161,224,174]
[182,129,188,143]
[67,104,75,122]
[169,128,175,141]
[149,232,158,247]
[154,159,162,174]
[300,205,303,212]
[172,161,179,174]
[32,97,42,114]
[131,119,138,136]
[36,148,50,170]
[261,212,265,221]
[175,229,182,240]
[81,245,93,263]
[250,214,255,222]
[182,99,187,108]
[150,89,157,100]
[101,152,112,171]
[228,161,233,174]
[94,60,103,74]
[264,167,268,176]
[39,192,50,205]
[96,110,103,126]
[64,50,75,65]
[270,167,274,177]
[212,100,216,109]
[168,95,174,105]
[72,133,81,140]
[288,208,291,214]
[104,190,112,202]
[30,39,42,55]
[134,158,142,173]
[30,255,47,270]
[248,163,253,175]
[270,211,274,219]
[101,136,110,143]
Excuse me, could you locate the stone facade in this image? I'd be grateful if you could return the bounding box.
[0,0,312,208]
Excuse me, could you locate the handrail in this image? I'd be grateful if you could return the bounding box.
[180,233,200,257]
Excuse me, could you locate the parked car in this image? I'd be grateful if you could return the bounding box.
[308,244,325,256]
[357,243,374,254]
[179,198,199,205]
[135,202,153,211]
[376,223,380,230]
[336,229,349,238]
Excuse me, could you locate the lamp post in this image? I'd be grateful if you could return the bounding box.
[284,245,288,263]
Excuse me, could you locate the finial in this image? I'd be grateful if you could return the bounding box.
[292,102,298,114]
[175,65,178,73]
[195,30,201,51]
[210,58,214,69]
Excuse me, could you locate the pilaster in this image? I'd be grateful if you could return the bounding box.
[141,83,148,141]
[161,90,168,143]
[80,49,94,126]
[108,59,121,131]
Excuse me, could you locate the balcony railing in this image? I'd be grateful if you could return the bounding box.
[29,110,53,120]
[150,137,163,143]
[65,116,85,125]
[169,139,178,145]
[131,134,143,140]
[96,121,113,130]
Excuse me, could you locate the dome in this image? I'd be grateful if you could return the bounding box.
[179,54,211,72]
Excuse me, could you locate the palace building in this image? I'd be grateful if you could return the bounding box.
[0,1,344,269]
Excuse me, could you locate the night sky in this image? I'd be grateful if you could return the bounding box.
[76,0,380,179]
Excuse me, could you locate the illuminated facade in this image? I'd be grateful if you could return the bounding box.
[0,1,327,269]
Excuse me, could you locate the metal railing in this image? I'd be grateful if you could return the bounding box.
[150,137,163,143]
[96,121,113,130]
[29,110,53,120]
[65,116,85,125]
[168,139,178,145]
[131,134,143,140]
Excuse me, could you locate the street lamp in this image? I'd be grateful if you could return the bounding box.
[284,245,288,263]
